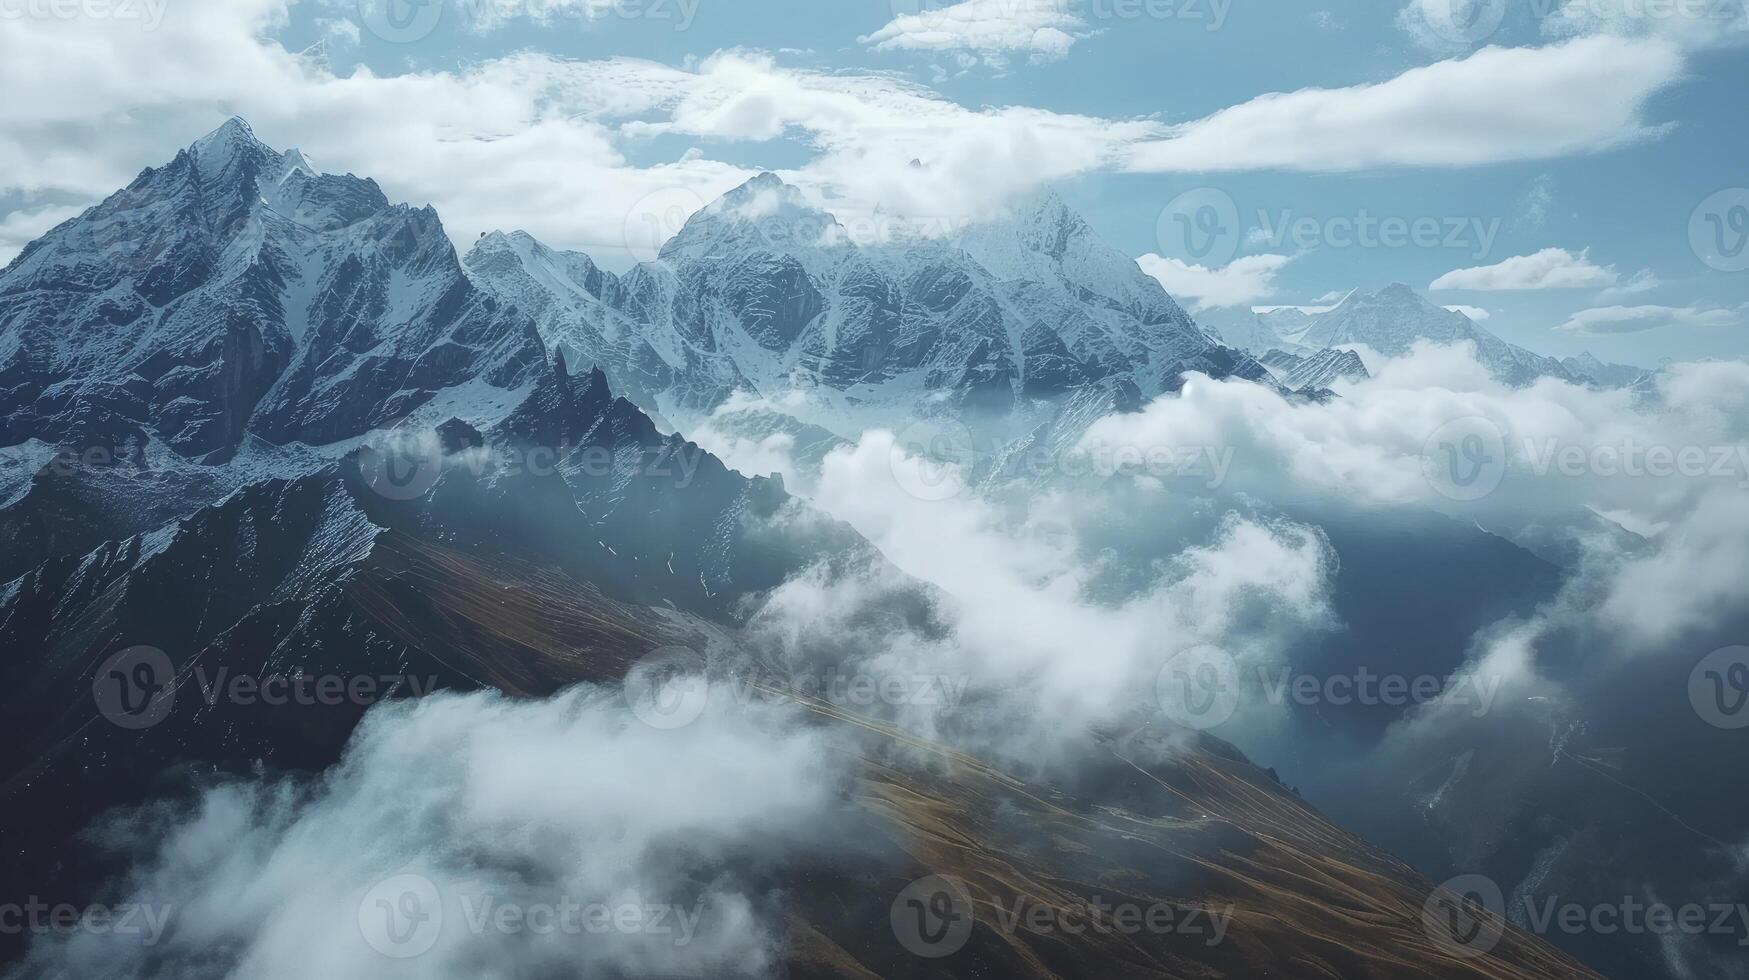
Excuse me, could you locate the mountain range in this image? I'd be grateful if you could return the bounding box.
[463,171,1271,444]
[0,119,1629,978]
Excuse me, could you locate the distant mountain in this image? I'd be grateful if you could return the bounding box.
[1276,284,1574,386]
[1283,347,1370,392]
[1560,351,1648,387]
[465,174,1269,442]
[1213,287,1642,390]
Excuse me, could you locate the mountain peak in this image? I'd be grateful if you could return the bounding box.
[714,171,819,216]
[198,115,255,142]
[190,116,265,161]
[1370,282,1424,302]
[184,115,284,191]
[739,171,788,191]
[1333,283,1456,318]
[658,172,843,264]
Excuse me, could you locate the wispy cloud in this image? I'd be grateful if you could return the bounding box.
[859,0,1089,64]
[1136,253,1294,310]
[1555,303,1745,335]
[1124,36,1681,173]
[1431,247,1620,291]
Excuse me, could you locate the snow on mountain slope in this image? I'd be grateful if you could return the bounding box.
[1560,351,1648,387]
[1279,284,1575,387]
[464,174,1269,443]
[1282,347,1370,392]
[0,118,545,461]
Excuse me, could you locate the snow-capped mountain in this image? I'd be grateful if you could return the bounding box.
[1281,347,1370,392]
[464,174,1268,441]
[1266,284,1616,388]
[1213,286,1642,389]
[1560,351,1648,387]
[0,118,545,462]
[1280,284,1569,385]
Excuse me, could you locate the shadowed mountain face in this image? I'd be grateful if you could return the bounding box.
[463,173,1270,441]
[0,120,1609,978]
[0,349,881,963]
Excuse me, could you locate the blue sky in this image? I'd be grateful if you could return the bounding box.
[2,0,1746,367]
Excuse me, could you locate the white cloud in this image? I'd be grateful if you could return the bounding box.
[0,202,86,268]
[1125,36,1682,172]
[1136,253,1294,310]
[314,16,362,47]
[14,686,846,978]
[0,3,1708,272]
[1598,486,1749,645]
[773,429,1335,751]
[1597,267,1663,300]
[859,0,1090,63]
[1430,247,1619,290]
[1555,303,1746,335]
[1079,343,1749,529]
[0,3,1163,265]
